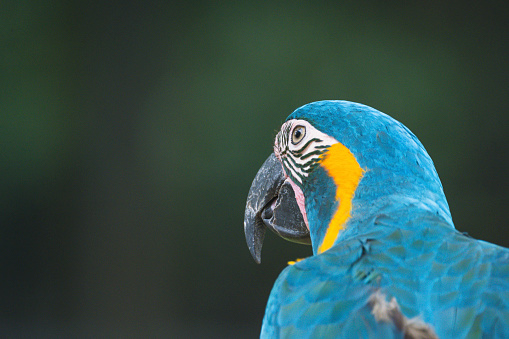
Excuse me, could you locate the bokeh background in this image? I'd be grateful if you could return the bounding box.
[1,1,508,337]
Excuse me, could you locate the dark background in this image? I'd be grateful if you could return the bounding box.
[1,1,508,337]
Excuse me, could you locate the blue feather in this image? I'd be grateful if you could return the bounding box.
[255,100,509,338]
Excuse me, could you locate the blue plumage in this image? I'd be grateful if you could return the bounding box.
[263,204,509,338]
[244,100,509,338]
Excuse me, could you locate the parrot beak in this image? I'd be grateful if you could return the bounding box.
[244,153,310,263]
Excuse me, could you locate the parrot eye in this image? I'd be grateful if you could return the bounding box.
[291,126,306,145]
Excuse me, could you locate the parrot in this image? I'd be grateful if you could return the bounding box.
[243,100,509,338]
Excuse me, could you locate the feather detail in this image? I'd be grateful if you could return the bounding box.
[318,142,364,253]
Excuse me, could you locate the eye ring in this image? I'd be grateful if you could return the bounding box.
[291,125,306,145]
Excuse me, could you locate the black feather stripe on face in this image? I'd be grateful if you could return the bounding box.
[274,120,331,187]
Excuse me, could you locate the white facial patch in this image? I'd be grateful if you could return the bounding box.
[274,119,338,185]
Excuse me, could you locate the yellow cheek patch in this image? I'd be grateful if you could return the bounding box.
[317,142,364,254]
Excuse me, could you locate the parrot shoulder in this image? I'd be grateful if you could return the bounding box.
[260,237,420,337]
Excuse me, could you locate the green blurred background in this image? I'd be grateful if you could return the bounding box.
[1,1,508,337]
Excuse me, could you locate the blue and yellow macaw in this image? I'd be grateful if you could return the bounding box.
[244,100,509,338]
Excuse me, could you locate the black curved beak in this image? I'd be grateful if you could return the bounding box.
[244,153,310,263]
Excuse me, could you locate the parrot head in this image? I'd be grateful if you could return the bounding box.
[244,100,452,263]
